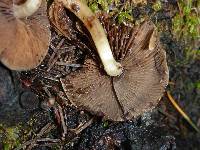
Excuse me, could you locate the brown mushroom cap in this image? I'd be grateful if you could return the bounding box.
[61,20,169,121]
[0,0,50,70]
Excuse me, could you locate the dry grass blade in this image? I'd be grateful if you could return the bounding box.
[166,91,200,133]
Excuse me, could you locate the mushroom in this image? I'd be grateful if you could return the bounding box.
[0,0,50,70]
[52,0,123,76]
[60,19,169,121]
[48,1,169,121]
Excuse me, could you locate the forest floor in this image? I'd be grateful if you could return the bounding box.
[0,0,199,150]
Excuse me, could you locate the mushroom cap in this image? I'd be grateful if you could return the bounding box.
[0,0,50,70]
[61,20,169,121]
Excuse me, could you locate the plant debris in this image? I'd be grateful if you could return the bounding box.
[0,0,199,149]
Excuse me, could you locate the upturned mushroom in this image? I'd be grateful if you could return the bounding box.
[0,0,50,70]
[50,1,169,121]
[60,20,169,121]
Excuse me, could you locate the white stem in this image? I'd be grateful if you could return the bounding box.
[57,0,123,76]
[13,0,42,18]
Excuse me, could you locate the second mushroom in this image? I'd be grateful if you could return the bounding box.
[0,0,50,70]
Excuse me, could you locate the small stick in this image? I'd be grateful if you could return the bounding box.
[166,91,200,133]
[47,38,65,71]
[58,105,68,139]
[36,138,61,143]
[69,118,94,135]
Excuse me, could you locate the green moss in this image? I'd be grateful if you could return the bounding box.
[86,0,133,24]
[173,0,200,38]
[102,121,109,128]
[89,2,99,12]
[185,48,200,61]
[194,81,200,90]
[117,10,133,24]
[86,0,115,12]
[0,124,21,149]
[152,0,162,11]
[172,0,200,64]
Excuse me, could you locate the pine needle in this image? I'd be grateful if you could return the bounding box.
[166,91,200,133]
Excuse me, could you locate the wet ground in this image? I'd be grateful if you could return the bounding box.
[0,0,199,150]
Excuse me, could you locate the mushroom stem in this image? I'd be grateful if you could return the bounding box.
[13,0,42,18]
[56,0,123,76]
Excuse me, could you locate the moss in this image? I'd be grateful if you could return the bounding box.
[172,0,200,62]
[117,10,133,24]
[152,0,162,11]
[86,0,133,24]
[89,2,99,12]
[0,124,21,149]
[194,81,200,90]
[103,121,109,128]
[184,48,200,61]
[86,0,116,12]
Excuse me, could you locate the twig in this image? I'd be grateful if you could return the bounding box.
[20,138,61,149]
[47,38,65,71]
[56,61,82,68]
[69,118,94,135]
[42,75,60,82]
[166,91,200,133]
[15,123,56,150]
[58,105,68,139]
[43,86,52,98]
[36,138,61,143]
